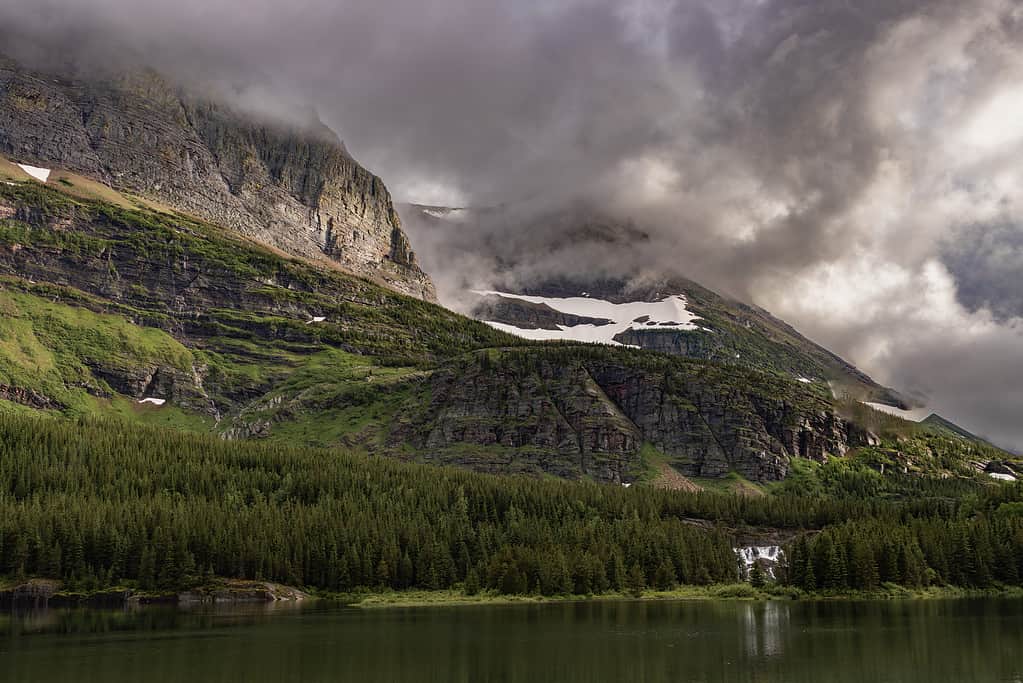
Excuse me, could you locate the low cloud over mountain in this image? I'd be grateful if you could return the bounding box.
[3,0,1022,449]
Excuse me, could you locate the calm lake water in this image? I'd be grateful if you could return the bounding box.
[1,598,1022,682]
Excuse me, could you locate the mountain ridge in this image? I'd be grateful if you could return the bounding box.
[0,55,435,300]
[0,74,1012,488]
[402,202,911,409]
[0,176,891,485]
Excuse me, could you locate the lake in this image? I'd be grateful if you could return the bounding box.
[1,598,1021,682]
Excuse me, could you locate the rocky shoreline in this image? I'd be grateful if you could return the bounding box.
[0,578,309,609]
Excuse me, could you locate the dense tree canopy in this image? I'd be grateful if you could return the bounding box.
[1,414,1021,596]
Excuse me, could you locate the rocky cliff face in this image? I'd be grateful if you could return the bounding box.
[391,348,857,483]
[0,56,435,300]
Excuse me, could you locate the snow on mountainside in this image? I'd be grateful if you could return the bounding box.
[421,207,467,220]
[16,163,50,183]
[401,201,919,409]
[475,291,701,346]
[863,401,933,423]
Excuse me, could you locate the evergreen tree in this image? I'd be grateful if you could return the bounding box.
[749,563,767,588]
[463,568,481,596]
[654,558,677,590]
[0,412,1019,598]
[626,563,646,598]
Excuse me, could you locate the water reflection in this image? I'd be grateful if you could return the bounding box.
[1,598,1021,682]
[1,600,306,638]
[740,601,788,658]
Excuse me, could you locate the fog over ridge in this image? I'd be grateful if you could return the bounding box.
[2,0,1023,449]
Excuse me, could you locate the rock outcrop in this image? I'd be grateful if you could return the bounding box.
[0,578,308,608]
[391,349,857,483]
[0,579,60,608]
[177,580,309,604]
[0,56,435,300]
[471,293,614,330]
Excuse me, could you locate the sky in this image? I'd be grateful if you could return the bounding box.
[2,0,1023,450]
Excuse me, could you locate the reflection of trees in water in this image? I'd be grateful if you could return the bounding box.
[741,602,789,659]
[1,603,302,638]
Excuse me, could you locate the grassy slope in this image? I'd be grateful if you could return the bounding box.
[0,172,517,396]
[0,287,193,411]
[230,347,425,448]
[0,174,550,457]
[598,275,906,410]
[1,154,180,213]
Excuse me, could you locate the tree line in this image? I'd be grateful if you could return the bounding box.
[0,413,1020,596]
[0,414,739,594]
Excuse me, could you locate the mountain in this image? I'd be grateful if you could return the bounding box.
[0,172,1010,490]
[0,55,435,300]
[403,202,909,407]
[0,170,871,486]
[0,58,1012,492]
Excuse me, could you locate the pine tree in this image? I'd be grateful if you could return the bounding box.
[499,566,526,595]
[626,563,646,598]
[803,552,817,591]
[138,546,156,591]
[654,558,677,590]
[749,563,767,588]
[463,568,481,596]
[608,551,626,591]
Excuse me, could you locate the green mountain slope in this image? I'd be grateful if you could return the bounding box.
[0,167,1013,486]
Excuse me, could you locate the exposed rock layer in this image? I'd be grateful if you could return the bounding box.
[0,56,435,300]
[392,349,858,483]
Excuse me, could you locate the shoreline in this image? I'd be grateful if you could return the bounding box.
[0,578,309,609]
[334,584,1023,609]
[4,577,1023,611]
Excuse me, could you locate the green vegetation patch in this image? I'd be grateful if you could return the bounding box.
[0,287,195,413]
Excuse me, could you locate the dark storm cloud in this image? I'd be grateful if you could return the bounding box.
[2,0,1023,449]
[943,222,1023,321]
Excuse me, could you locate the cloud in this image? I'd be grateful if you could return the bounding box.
[943,222,1023,321]
[763,255,1023,450]
[2,0,1023,449]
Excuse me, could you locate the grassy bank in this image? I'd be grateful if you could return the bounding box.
[6,575,1023,610]
[335,583,1023,609]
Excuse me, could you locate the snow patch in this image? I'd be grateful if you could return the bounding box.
[138,398,166,407]
[307,316,326,324]
[989,472,1017,482]
[862,401,932,423]
[796,377,813,384]
[476,291,700,347]
[17,164,51,183]
[423,208,465,220]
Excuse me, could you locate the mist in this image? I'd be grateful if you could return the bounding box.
[2,0,1022,450]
